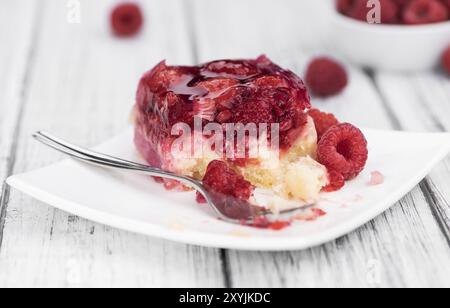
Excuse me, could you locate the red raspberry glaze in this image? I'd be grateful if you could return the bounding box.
[317,123,368,181]
[111,3,143,37]
[134,56,311,171]
[305,57,348,98]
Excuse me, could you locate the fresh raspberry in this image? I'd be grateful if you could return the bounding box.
[308,109,340,140]
[336,0,369,21]
[111,3,143,37]
[305,57,348,98]
[322,171,346,192]
[317,123,368,180]
[381,0,401,23]
[337,0,355,14]
[441,0,450,10]
[350,0,373,21]
[441,45,450,74]
[403,0,449,24]
[394,0,413,9]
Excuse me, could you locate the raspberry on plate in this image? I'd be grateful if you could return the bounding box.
[305,57,348,98]
[403,0,449,24]
[308,109,340,141]
[111,3,143,37]
[317,123,368,180]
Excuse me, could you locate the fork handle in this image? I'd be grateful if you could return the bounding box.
[32,131,205,192]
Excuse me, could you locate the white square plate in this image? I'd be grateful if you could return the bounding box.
[7,128,450,251]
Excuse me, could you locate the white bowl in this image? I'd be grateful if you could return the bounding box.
[330,10,450,72]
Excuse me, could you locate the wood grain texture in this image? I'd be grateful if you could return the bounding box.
[374,72,450,243]
[191,0,450,288]
[0,0,224,288]
[0,0,40,245]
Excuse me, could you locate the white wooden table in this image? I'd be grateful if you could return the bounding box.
[1,0,449,288]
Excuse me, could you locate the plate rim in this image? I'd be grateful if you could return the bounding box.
[6,129,450,251]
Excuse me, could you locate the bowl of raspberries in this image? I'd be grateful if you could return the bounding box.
[331,0,450,71]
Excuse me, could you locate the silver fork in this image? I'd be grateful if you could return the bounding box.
[33,131,309,224]
[33,131,267,224]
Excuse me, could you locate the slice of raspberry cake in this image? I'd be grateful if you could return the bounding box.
[133,56,339,212]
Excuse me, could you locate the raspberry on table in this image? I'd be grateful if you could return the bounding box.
[322,171,346,192]
[305,57,348,98]
[111,3,143,37]
[308,109,340,141]
[317,123,368,180]
[403,0,449,24]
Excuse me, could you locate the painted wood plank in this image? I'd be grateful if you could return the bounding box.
[0,1,40,244]
[191,0,450,287]
[0,0,224,287]
[0,0,36,179]
[374,71,450,242]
